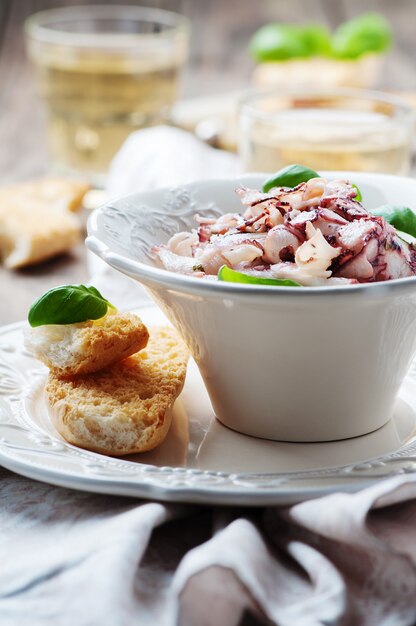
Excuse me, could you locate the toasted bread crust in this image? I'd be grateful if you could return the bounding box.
[0,177,89,212]
[56,313,150,378]
[25,312,150,378]
[0,203,81,268]
[45,327,189,456]
[0,176,89,268]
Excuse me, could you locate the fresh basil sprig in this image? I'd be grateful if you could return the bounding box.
[250,23,332,62]
[300,24,332,57]
[371,205,416,238]
[250,14,392,62]
[262,164,319,193]
[250,23,310,62]
[352,184,362,202]
[218,265,301,287]
[331,13,391,60]
[262,164,363,203]
[28,285,115,327]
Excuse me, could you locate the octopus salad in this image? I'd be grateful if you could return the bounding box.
[155,176,416,286]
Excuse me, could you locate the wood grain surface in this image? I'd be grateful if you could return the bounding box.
[1,0,416,324]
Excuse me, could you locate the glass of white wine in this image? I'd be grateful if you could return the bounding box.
[25,5,190,183]
[239,89,414,175]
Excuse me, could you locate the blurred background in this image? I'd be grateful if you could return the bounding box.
[1,0,416,184]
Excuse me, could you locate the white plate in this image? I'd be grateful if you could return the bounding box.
[1,306,416,506]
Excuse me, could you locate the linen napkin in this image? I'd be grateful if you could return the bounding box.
[2,127,416,626]
[2,468,416,626]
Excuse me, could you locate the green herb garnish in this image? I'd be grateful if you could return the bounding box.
[262,164,319,193]
[262,164,363,203]
[249,23,331,62]
[299,24,332,56]
[250,13,392,63]
[352,184,363,202]
[331,13,392,59]
[28,285,114,327]
[218,265,301,287]
[250,23,310,62]
[371,205,416,238]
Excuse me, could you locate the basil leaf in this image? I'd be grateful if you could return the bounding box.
[300,24,332,56]
[28,285,114,327]
[352,184,362,202]
[371,205,416,238]
[331,13,392,60]
[250,24,310,62]
[218,265,301,287]
[262,164,319,193]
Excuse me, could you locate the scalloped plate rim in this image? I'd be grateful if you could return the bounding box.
[1,311,416,505]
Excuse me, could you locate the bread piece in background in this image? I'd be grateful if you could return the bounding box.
[0,202,81,269]
[0,176,89,213]
[46,326,189,456]
[0,176,89,268]
[25,311,149,378]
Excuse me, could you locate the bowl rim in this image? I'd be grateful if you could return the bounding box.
[86,171,416,300]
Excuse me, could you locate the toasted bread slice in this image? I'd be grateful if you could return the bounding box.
[0,202,81,268]
[25,312,149,378]
[0,176,89,268]
[45,326,189,456]
[0,177,89,213]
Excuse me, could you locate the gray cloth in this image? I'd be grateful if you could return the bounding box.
[2,466,416,626]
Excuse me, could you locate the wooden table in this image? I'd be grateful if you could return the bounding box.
[1,0,416,324]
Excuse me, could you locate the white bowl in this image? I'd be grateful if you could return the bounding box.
[87,172,416,442]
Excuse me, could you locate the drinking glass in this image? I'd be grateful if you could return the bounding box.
[239,89,414,175]
[25,5,190,182]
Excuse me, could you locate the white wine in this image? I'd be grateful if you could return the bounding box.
[26,6,189,181]
[240,105,412,175]
[32,52,181,177]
